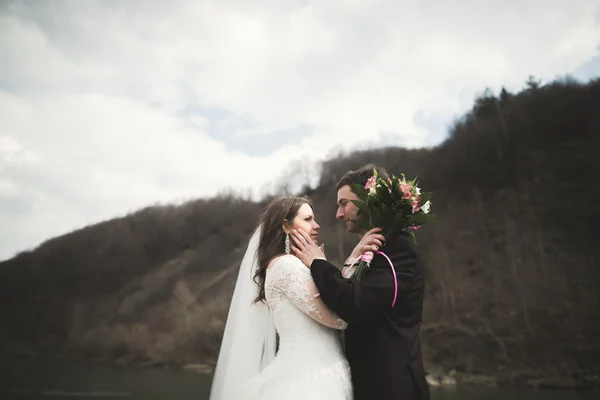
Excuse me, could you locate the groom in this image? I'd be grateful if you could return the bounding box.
[291,164,430,400]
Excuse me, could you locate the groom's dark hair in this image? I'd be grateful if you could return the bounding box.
[336,163,390,194]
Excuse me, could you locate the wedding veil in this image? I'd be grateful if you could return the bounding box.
[209,225,277,400]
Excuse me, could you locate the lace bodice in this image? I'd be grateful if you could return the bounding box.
[265,255,347,354]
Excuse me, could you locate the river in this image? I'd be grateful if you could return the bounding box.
[0,356,597,399]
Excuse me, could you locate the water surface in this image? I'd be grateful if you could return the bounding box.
[1,356,597,399]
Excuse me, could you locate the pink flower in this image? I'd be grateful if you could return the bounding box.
[409,225,421,231]
[411,201,420,213]
[399,182,412,199]
[364,176,376,190]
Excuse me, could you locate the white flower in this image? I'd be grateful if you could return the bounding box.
[414,187,421,196]
[369,186,377,196]
[421,201,431,214]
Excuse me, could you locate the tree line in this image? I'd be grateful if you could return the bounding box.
[1,75,598,388]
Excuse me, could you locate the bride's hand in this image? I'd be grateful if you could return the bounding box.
[349,228,385,261]
[290,229,327,268]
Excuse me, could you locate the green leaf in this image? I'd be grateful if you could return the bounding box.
[376,183,391,199]
[411,213,430,225]
[350,199,369,211]
[371,207,382,228]
[391,176,402,196]
[376,181,388,195]
[424,212,437,223]
[419,192,432,203]
[409,230,417,243]
[391,210,405,227]
[394,199,406,209]
[351,183,368,200]
[350,218,373,231]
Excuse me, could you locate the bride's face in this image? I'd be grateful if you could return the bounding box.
[288,203,320,244]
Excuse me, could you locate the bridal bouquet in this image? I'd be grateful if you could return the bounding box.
[349,169,435,281]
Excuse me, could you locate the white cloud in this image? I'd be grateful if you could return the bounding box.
[0,178,18,198]
[0,135,20,172]
[0,0,599,260]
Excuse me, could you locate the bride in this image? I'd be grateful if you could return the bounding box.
[209,196,353,399]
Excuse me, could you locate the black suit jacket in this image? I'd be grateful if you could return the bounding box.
[311,235,430,400]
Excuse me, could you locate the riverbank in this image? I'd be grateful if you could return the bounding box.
[4,353,600,400]
[2,339,599,393]
[3,353,600,400]
[425,365,600,391]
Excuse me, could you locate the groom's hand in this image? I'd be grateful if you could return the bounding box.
[290,229,326,268]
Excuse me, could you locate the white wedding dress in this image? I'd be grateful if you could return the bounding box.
[209,226,352,400]
[237,255,353,399]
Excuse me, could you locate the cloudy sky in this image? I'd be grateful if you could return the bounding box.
[1,0,599,261]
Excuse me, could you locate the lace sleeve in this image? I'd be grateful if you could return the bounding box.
[269,256,347,330]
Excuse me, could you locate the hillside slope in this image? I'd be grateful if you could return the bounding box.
[1,77,599,388]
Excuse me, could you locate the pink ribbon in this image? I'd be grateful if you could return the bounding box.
[338,251,398,307]
[360,251,374,263]
[376,251,398,308]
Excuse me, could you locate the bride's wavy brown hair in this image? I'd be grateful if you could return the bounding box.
[253,196,313,304]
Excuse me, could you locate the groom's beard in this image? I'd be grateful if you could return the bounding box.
[344,219,362,234]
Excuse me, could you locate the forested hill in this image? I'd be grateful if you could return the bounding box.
[1,76,598,389]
